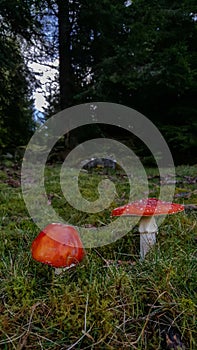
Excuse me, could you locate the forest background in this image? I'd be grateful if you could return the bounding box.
[0,0,197,165]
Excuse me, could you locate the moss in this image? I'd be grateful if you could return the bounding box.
[0,164,196,349]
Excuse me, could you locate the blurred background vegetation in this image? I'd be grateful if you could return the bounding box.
[0,0,197,165]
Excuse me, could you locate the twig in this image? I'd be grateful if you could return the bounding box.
[17,302,42,350]
[61,294,94,350]
[0,331,26,347]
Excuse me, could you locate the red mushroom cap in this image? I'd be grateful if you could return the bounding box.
[31,223,85,268]
[112,198,184,217]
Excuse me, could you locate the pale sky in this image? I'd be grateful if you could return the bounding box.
[29,60,59,112]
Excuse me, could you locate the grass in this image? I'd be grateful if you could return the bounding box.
[0,163,196,349]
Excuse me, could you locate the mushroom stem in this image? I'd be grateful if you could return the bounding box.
[54,264,77,275]
[139,216,158,260]
[55,268,64,275]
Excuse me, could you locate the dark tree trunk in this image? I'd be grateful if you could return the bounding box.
[57,0,72,110]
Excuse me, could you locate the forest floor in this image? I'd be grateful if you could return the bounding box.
[0,163,196,349]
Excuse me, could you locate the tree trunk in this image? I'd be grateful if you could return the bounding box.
[57,0,72,110]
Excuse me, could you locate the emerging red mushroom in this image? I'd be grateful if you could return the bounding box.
[31,223,85,274]
[112,198,184,260]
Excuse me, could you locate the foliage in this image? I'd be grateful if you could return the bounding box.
[0,36,35,150]
[0,0,197,162]
[0,0,36,151]
[77,0,197,162]
[38,0,197,163]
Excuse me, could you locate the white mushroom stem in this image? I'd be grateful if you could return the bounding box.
[54,263,77,275]
[139,216,158,260]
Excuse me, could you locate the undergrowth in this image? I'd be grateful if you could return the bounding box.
[0,164,196,349]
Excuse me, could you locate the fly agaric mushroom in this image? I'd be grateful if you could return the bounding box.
[31,223,85,274]
[112,198,184,260]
